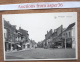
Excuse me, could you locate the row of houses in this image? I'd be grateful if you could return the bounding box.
[42,22,76,49]
[4,20,37,51]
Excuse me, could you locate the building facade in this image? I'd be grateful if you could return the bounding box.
[18,27,29,49]
[43,23,76,49]
[62,22,75,48]
[4,20,17,51]
[4,20,35,52]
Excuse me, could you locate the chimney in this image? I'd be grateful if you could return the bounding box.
[19,27,21,29]
[54,29,56,32]
[47,31,48,33]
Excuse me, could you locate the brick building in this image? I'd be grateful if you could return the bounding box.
[4,20,30,51]
[43,23,76,49]
[43,29,53,48]
[18,27,29,49]
[4,20,17,51]
[43,25,63,48]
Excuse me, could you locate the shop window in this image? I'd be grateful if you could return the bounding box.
[27,44,30,48]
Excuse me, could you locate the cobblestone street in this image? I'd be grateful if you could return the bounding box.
[6,48,76,60]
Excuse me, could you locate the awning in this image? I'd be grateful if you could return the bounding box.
[8,42,15,44]
[17,44,21,47]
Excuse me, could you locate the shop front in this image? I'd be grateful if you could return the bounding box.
[66,38,72,48]
[53,38,64,48]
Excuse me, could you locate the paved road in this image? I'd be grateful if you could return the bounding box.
[6,48,76,59]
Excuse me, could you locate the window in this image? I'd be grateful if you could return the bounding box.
[69,32,71,37]
[63,33,65,37]
[66,33,67,38]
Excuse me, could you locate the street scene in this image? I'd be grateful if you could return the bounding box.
[3,12,77,60]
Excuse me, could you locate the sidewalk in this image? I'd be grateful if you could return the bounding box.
[5,48,35,53]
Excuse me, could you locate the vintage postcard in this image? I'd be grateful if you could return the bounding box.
[2,12,78,61]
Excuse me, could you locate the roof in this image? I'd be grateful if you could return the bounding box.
[66,22,75,31]
[4,20,16,32]
[30,40,36,44]
[19,28,29,36]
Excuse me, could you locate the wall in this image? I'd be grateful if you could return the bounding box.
[72,25,76,48]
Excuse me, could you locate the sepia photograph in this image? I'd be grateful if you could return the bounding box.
[2,12,78,61]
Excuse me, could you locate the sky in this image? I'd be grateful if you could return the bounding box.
[2,12,77,43]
